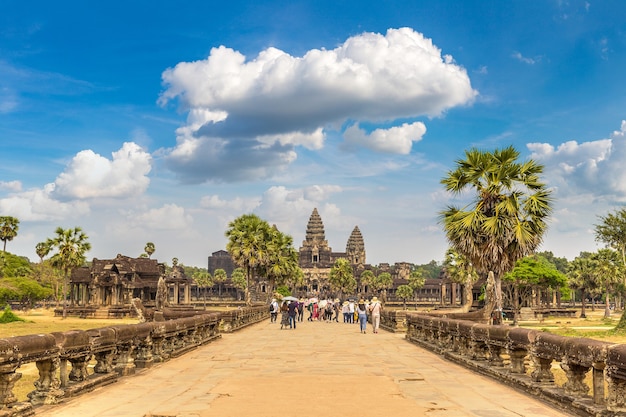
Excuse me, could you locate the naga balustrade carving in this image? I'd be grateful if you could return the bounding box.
[404,312,625,417]
[0,307,268,416]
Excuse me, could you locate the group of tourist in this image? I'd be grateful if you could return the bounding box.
[269,296,383,333]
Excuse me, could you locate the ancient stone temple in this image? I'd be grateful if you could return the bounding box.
[68,254,193,316]
[297,208,366,293]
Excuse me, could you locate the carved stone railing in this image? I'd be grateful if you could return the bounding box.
[405,313,626,417]
[379,309,407,333]
[0,308,267,416]
[219,306,267,333]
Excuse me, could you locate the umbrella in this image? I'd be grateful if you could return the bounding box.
[307,297,319,304]
[318,300,328,308]
[282,296,299,302]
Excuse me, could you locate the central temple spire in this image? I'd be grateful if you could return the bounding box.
[302,208,329,249]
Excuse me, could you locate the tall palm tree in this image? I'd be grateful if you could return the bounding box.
[568,253,593,319]
[144,242,155,259]
[439,146,552,323]
[263,227,300,300]
[360,270,375,295]
[47,226,91,318]
[225,214,273,305]
[213,269,227,297]
[329,258,356,300]
[0,216,19,252]
[35,241,51,264]
[442,248,478,312]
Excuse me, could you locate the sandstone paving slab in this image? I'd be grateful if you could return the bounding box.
[35,318,574,417]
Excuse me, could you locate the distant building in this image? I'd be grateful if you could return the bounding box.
[207,250,235,277]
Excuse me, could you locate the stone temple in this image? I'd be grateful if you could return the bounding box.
[297,208,366,293]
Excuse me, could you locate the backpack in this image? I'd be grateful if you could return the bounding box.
[269,303,275,312]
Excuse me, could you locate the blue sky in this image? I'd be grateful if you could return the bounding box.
[2,0,626,268]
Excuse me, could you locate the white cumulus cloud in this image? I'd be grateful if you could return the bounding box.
[0,180,22,192]
[0,183,90,221]
[343,122,427,154]
[53,142,151,199]
[160,27,476,183]
[134,204,193,230]
[528,120,626,200]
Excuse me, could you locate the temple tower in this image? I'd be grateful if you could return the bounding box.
[346,226,366,267]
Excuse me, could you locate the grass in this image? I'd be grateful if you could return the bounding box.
[0,308,138,338]
[0,308,139,402]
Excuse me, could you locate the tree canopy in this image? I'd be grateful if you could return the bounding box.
[0,216,19,252]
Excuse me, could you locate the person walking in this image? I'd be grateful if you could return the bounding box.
[348,299,355,324]
[369,296,383,333]
[288,300,299,329]
[280,301,290,329]
[269,299,279,323]
[357,299,368,333]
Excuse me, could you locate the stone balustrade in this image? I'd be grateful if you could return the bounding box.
[405,312,625,417]
[0,307,268,416]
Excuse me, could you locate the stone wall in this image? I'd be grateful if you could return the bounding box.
[404,312,626,417]
[0,307,269,416]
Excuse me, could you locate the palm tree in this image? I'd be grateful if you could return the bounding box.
[35,242,51,264]
[374,272,393,303]
[47,226,91,318]
[144,242,155,259]
[396,284,414,309]
[591,249,622,319]
[568,252,594,319]
[231,268,247,301]
[263,227,301,299]
[439,146,552,323]
[193,271,213,309]
[225,214,273,305]
[329,258,356,300]
[442,248,478,312]
[408,269,426,309]
[360,270,375,295]
[0,216,19,252]
[213,269,227,297]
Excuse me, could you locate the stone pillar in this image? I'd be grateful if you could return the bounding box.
[561,362,590,396]
[173,284,180,305]
[0,366,21,408]
[27,358,63,405]
[184,283,191,304]
[592,362,606,405]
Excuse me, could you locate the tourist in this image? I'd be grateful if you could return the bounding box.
[288,300,299,329]
[298,299,305,322]
[333,299,340,322]
[313,302,319,321]
[342,301,349,323]
[369,296,383,333]
[348,299,355,324]
[280,301,290,329]
[324,300,333,321]
[269,299,279,323]
[357,299,368,333]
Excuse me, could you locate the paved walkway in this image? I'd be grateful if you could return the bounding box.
[36,318,574,417]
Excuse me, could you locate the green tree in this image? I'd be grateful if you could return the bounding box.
[595,209,626,310]
[144,242,156,259]
[1,277,52,309]
[213,268,227,297]
[36,242,51,264]
[568,252,594,319]
[360,270,375,294]
[373,271,393,303]
[503,255,567,325]
[47,226,91,318]
[231,267,247,301]
[0,216,19,252]
[193,270,213,309]
[262,227,301,299]
[408,269,426,308]
[225,214,274,305]
[442,248,478,311]
[396,284,414,309]
[328,258,356,299]
[0,252,32,278]
[439,146,552,323]
[590,249,622,319]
